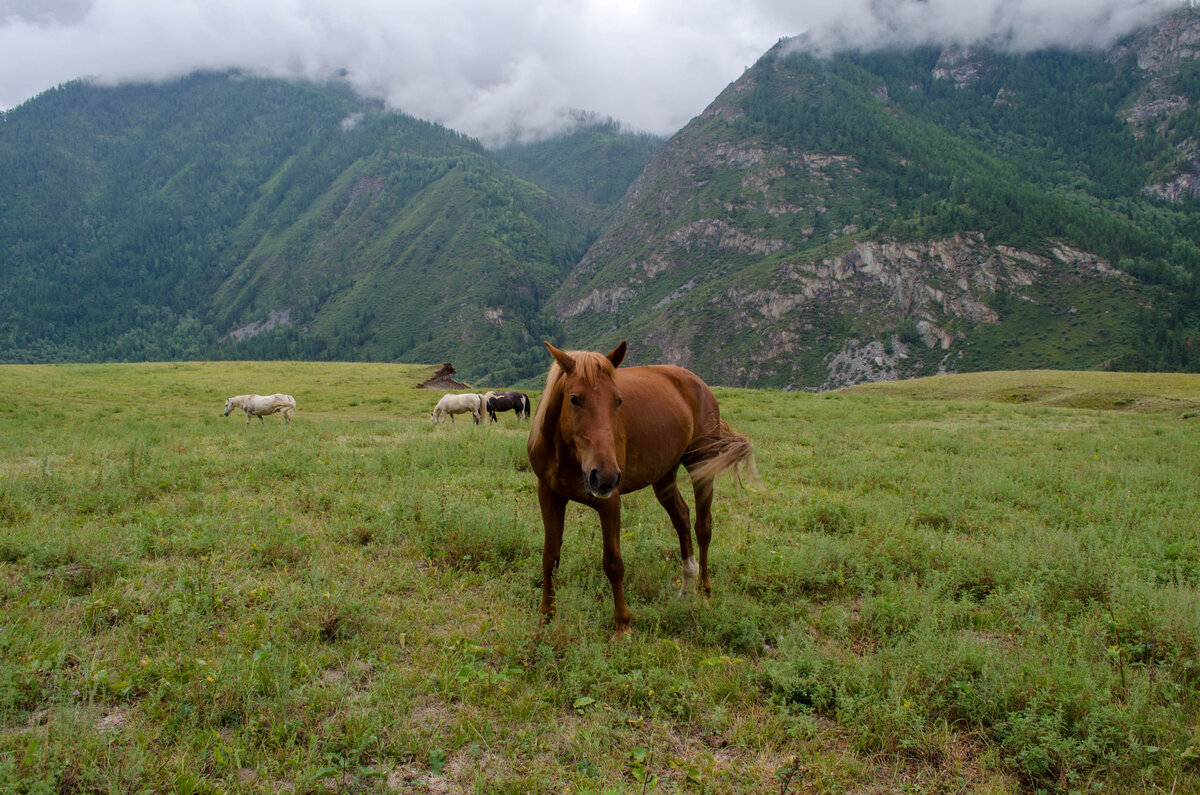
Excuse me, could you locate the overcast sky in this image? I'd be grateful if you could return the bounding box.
[0,0,1183,146]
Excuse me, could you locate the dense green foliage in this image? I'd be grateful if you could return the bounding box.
[0,363,1197,791]
[496,118,664,228]
[0,75,365,361]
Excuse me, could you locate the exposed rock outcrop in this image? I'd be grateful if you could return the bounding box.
[711,233,1133,388]
[1109,9,1200,73]
[227,309,293,341]
[932,45,992,86]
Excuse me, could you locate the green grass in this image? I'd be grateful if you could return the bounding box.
[1,362,1198,792]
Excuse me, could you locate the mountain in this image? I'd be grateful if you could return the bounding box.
[552,10,1200,388]
[4,10,1200,388]
[0,73,659,384]
[495,116,664,230]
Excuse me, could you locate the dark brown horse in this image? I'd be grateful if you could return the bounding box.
[526,341,753,636]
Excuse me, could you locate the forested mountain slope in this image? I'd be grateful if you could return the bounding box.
[554,9,1200,388]
[0,73,657,383]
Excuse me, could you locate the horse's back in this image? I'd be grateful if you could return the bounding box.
[617,365,719,429]
[436,393,478,411]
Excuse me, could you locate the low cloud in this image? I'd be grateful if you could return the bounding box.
[788,0,1179,55]
[0,0,1183,146]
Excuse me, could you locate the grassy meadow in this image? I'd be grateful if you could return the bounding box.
[0,362,1198,793]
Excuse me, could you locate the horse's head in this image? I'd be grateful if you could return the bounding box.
[223,398,235,417]
[544,340,628,499]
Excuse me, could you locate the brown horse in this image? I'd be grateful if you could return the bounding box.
[526,341,753,636]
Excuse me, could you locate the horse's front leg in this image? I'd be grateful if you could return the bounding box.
[596,496,631,637]
[537,480,567,621]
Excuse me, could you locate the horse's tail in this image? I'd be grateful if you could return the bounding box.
[686,420,756,488]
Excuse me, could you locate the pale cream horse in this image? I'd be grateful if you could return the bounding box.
[430,393,483,424]
[223,393,296,426]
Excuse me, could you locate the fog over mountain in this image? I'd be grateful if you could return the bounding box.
[0,0,1184,145]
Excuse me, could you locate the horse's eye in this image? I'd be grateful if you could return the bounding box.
[568,395,582,408]
[615,397,623,407]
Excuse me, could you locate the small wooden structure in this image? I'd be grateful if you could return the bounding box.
[417,363,469,390]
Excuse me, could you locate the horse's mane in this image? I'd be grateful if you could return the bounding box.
[530,350,616,439]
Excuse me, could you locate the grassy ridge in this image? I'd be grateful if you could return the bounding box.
[1,363,1198,792]
[847,369,1200,412]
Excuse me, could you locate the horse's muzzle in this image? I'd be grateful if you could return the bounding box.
[587,468,621,499]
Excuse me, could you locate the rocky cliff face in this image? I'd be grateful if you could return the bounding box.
[1111,8,1200,200]
[716,234,1133,389]
[1109,9,1200,73]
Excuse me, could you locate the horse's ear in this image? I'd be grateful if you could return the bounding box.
[545,341,575,375]
[607,340,627,369]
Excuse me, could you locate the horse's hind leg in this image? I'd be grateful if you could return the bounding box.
[690,476,715,596]
[652,470,698,595]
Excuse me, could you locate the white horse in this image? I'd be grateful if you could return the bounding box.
[430,393,483,424]
[223,393,296,426]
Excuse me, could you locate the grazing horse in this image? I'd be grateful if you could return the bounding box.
[526,341,753,636]
[484,390,531,423]
[431,393,483,424]
[223,393,296,426]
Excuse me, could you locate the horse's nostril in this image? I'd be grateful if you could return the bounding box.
[588,468,621,495]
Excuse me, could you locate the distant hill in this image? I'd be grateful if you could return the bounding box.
[495,116,663,230]
[4,9,1200,388]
